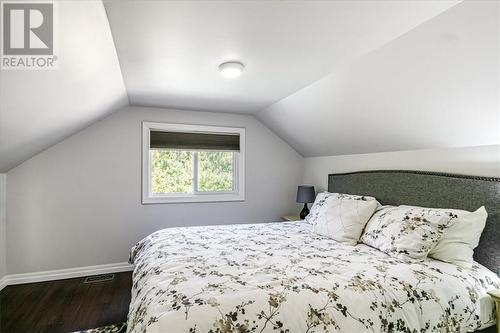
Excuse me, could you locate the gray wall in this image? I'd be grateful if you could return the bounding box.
[6,106,303,274]
[0,174,6,279]
[5,106,500,276]
[303,145,500,192]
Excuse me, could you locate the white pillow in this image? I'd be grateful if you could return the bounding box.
[308,192,380,245]
[360,205,458,261]
[428,206,487,268]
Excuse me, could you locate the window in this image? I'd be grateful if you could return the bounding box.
[142,122,245,203]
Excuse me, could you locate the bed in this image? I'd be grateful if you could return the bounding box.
[127,170,500,333]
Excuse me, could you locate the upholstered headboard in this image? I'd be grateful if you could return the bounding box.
[328,170,500,275]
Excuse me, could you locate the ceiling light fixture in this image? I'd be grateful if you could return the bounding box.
[219,61,244,78]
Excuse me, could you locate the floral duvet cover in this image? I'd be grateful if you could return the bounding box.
[127,222,499,333]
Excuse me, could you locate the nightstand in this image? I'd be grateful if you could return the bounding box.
[281,215,301,222]
[487,289,500,333]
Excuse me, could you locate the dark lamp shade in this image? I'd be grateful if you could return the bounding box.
[296,185,315,203]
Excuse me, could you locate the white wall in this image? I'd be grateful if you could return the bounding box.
[257,0,499,157]
[6,106,303,275]
[0,174,6,279]
[303,145,500,192]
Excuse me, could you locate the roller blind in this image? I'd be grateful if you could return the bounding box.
[150,131,240,151]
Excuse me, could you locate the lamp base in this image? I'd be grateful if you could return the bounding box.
[299,203,309,220]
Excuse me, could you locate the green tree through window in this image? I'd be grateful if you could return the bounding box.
[151,149,234,194]
[198,151,233,192]
[151,150,193,194]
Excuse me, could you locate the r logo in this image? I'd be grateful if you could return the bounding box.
[2,2,53,55]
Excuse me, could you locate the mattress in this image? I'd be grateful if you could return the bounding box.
[127,221,499,333]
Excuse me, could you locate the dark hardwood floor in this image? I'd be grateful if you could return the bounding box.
[0,271,132,333]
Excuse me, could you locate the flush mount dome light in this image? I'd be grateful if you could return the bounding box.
[219,61,244,78]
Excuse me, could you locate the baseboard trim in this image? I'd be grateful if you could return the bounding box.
[0,262,134,291]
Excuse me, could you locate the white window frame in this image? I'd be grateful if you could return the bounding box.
[142,122,245,204]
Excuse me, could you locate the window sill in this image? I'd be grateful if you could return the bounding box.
[142,193,245,204]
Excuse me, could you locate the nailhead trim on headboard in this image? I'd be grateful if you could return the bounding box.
[328,170,500,182]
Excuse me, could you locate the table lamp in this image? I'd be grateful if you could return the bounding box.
[296,185,315,219]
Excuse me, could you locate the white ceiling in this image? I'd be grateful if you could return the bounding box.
[0,0,128,172]
[103,0,459,113]
[257,0,500,157]
[2,0,480,172]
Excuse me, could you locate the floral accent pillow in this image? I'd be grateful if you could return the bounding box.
[307,192,380,245]
[360,205,459,261]
[305,191,329,226]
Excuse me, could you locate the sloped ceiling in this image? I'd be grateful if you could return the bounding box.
[0,0,128,172]
[4,0,491,172]
[257,0,500,157]
[103,0,459,113]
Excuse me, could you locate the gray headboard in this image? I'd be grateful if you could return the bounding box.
[328,170,500,275]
